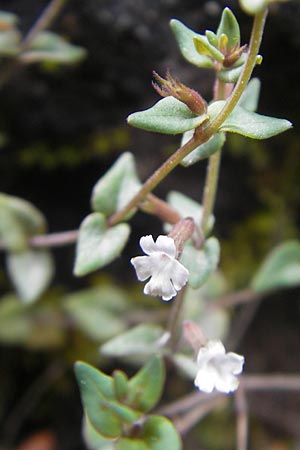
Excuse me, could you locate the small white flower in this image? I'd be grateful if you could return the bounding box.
[130,235,189,301]
[194,340,244,394]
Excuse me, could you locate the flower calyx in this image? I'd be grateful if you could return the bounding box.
[152,70,207,116]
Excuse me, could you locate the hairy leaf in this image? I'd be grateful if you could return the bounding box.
[74,213,130,276]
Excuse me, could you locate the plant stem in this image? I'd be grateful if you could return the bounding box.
[109,7,268,227]
[200,148,222,232]
[167,285,187,350]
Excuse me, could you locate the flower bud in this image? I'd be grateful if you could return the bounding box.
[168,217,195,256]
[152,70,207,115]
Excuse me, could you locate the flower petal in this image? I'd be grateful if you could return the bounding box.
[223,353,245,375]
[170,259,189,290]
[194,368,216,393]
[156,235,177,257]
[139,235,157,255]
[144,275,177,301]
[130,255,153,281]
[215,373,239,393]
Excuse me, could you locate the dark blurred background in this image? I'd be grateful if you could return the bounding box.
[0,0,299,449]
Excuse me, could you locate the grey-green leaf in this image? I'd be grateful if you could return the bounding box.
[6,249,54,303]
[20,31,86,64]
[91,152,141,217]
[74,213,130,276]
[251,241,300,293]
[181,131,225,167]
[217,8,240,50]
[208,101,292,139]
[238,78,261,112]
[180,237,220,289]
[63,286,127,341]
[127,97,209,135]
[165,191,214,234]
[0,193,47,251]
[170,19,213,68]
[101,324,166,358]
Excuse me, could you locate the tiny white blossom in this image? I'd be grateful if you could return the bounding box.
[130,235,189,301]
[194,340,244,394]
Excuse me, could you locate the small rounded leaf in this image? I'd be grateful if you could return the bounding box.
[181,131,225,167]
[6,249,54,303]
[100,324,166,358]
[127,97,209,135]
[208,101,292,140]
[180,237,220,289]
[74,213,130,276]
[251,241,300,293]
[170,19,213,68]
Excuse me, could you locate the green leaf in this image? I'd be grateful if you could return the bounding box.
[251,241,300,293]
[218,64,244,83]
[208,101,292,139]
[193,36,224,62]
[238,78,261,112]
[0,193,47,251]
[74,213,130,276]
[20,31,86,64]
[217,8,240,51]
[180,237,220,289]
[63,286,127,341]
[74,361,121,438]
[91,153,141,217]
[126,356,165,412]
[6,249,54,303]
[83,414,116,450]
[165,191,214,233]
[127,97,209,135]
[181,131,225,167]
[116,438,149,450]
[170,19,213,68]
[140,415,182,450]
[101,324,166,358]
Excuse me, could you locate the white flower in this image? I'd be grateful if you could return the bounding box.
[194,340,244,394]
[130,235,189,301]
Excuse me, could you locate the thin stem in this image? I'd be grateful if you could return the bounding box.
[21,0,68,50]
[157,375,300,419]
[200,149,222,232]
[202,7,268,136]
[167,285,188,350]
[174,397,226,436]
[109,7,268,227]
[235,386,248,450]
[108,134,204,226]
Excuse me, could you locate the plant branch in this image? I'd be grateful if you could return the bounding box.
[0,0,68,88]
[108,7,268,226]
[157,375,300,419]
